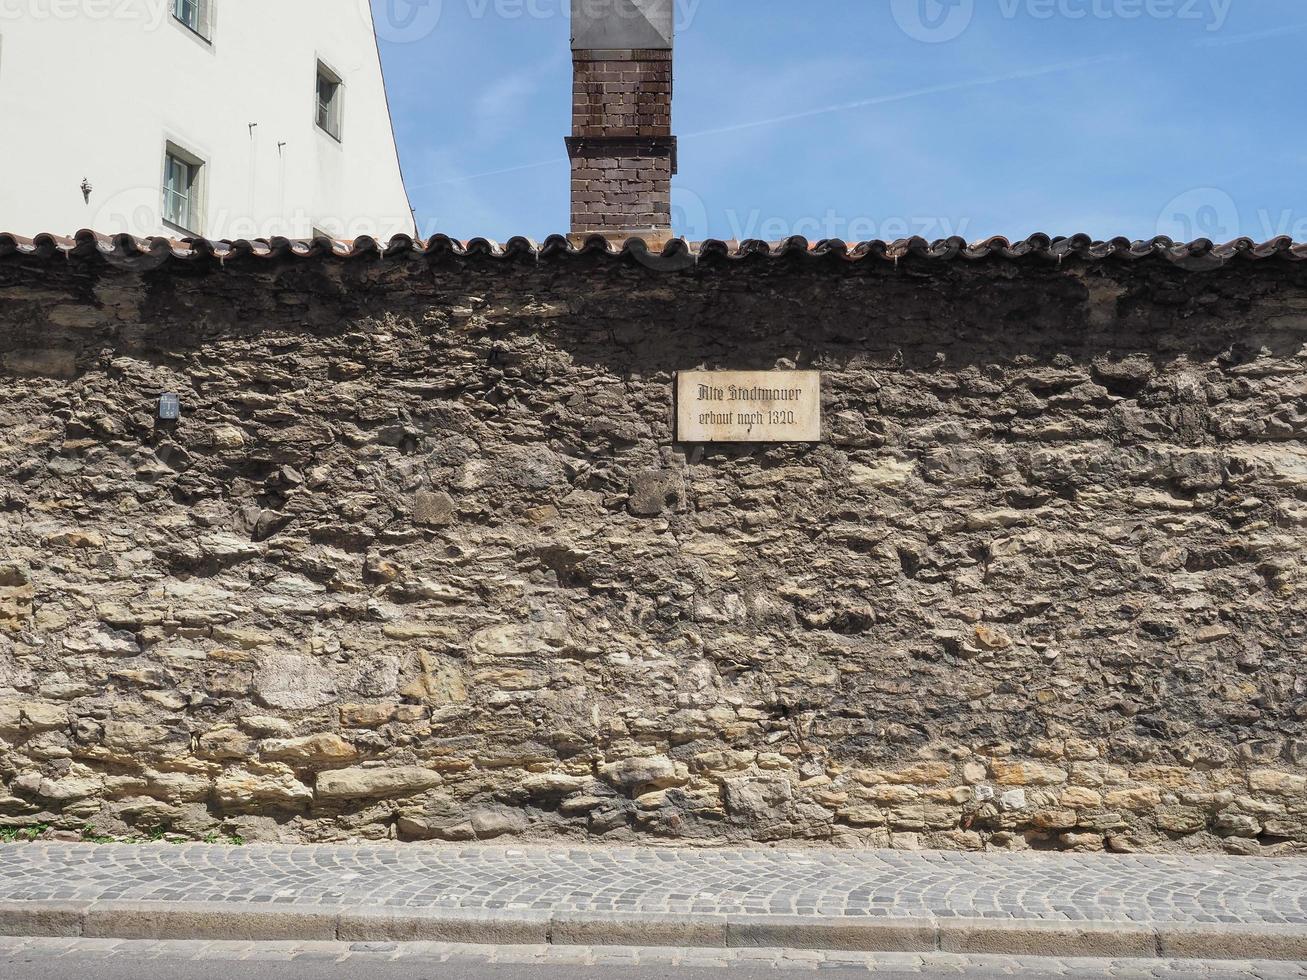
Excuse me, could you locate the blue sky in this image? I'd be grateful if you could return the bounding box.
[374,0,1306,243]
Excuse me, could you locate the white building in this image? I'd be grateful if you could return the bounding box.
[0,0,414,241]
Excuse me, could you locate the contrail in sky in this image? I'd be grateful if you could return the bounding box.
[1193,21,1307,47]
[410,22,1307,191]
[409,54,1119,189]
[682,54,1121,138]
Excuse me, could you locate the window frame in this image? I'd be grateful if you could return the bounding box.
[170,0,213,42]
[314,60,344,143]
[161,142,206,237]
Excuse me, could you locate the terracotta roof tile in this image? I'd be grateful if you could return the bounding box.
[2,229,1305,272]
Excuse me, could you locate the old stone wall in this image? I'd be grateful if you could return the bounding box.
[0,240,1305,852]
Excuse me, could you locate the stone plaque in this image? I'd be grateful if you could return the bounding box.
[677,371,822,443]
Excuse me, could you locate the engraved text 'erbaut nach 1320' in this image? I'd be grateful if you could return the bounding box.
[676,371,822,443]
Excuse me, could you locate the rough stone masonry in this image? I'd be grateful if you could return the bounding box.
[0,233,1305,854]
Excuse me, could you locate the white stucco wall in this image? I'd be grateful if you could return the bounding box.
[0,0,414,240]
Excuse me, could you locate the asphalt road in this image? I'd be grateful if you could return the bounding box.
[1,940,1297,979]
[0,956,1070,980]
[2,958,894,980]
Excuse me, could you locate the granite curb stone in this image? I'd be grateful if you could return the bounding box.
[1156,922,1307,962]
[0,901,87,938]
[936,917,1160,958]
[551,910,728,948]
[337,907,552,945]
[725,914,937,952]
[2,901,1306,962]
[81,901,339,941]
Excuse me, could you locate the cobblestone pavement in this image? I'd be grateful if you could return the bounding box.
[2,843,1306,925]
[1,938,1305,979]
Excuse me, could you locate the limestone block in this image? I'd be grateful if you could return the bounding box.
[35,773,103,802]
[837,806,886,826]
[628,469,686,517]
[198,727,256,760]
[469,808,528,838]
[1104,787,1163,811]
[214,766,313,809]
[1156,807,1207,834]
[1030,809,1078,830]
[999,789,1028,811]
[1213,812,1261,837]
[143,771,213,803]
[400,654,467,705]
[254,655,337,710]
[522,773,593,796]
[971,625,1015,651]
[1249,769,1307,797]
[722,777,793,820]
[1262,815,1307,838]
[414,490,455,527]
[382,622,456,642]
[1060,832,1106,852]
[45,530,103,549]
[347,657,399,697]
[961,762,987,784]
[240,716,296,737]
[3,347,77,376]
[600,755,687,789]
[102,721,169,753]
[474,668,548,691]
[990,761,1068,787]
[0,562,34,631]
[866,785,920,805]
[12,702,68,731]
[260,733,358,768]
[1060,787,1103,809]
[63,630,139,657]
[208,424,246,449]
[848,458,914,488]
[340,704,398,727]
[198,533,261,563]
[498,446,568,491]
[921,804,963,829]
[471,622,570,658]
[864,762,954,785]
[316,767,443,799]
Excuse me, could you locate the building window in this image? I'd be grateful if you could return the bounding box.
[162,146,203,234]
[172,0,210,39]
[315,62,342,141]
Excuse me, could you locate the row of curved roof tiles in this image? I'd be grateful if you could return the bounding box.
[1,230,1305,269]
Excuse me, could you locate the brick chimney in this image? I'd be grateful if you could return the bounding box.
[567,0,675,245]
